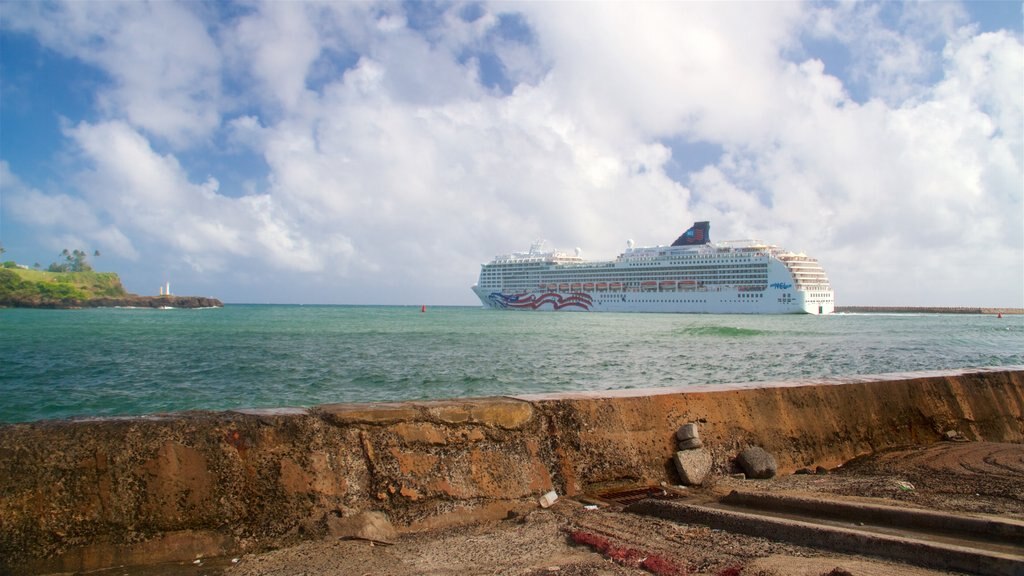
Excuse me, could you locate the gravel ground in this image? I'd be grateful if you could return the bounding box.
[90,442,1023,576]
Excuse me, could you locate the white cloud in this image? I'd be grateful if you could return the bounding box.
[3,1,221,147]
[2,1,1021,306]
[1,160,139,259]
[806,2,970,104]
[226,2,322,112]
[61,120,350,274]
[682,16,1023,306]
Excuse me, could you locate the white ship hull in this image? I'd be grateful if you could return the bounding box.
[471,286,833,314]
[472,221,835,315]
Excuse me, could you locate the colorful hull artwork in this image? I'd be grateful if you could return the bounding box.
[488,291,594,311]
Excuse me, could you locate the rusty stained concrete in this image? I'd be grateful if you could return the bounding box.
[1,367,1022,574]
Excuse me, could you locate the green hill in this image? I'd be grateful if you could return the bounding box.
[0,267,128,307]
[0,267,222,309]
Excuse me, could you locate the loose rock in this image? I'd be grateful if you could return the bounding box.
[673,449,712,485]
[736,446,777,479]
[675,423,700,442]
[677,437,703,450]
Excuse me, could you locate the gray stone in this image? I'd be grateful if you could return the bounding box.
[673,449,712,486]
[327,511,396,544]
[677,437,704,450]
[735,446,777,479]
[943,430,967,442]
[675,423,700,442]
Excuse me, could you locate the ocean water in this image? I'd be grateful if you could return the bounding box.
[1,305,1022,424]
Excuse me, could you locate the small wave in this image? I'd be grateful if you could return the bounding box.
[675,326,767,337]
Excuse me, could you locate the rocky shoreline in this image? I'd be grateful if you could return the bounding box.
[80,294,223,309]
[0,294,223,309]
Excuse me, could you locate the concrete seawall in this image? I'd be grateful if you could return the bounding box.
[834,306,1023,314]
[2,367,1022,574]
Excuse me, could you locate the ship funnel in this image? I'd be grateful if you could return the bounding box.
[671,221,710,246]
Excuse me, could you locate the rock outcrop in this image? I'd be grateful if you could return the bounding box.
[84,295,223,308]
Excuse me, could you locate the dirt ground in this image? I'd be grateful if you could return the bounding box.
[97,442,1024,576]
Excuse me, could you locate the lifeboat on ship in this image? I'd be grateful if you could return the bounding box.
[583,283,594,291]
[596,282,608,291]
[571,283,582,291]
[641,281,658,291]
[558,283,570,291]
[609,282,623,291]
[659,280,676,291]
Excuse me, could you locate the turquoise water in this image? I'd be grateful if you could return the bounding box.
[1,305,1022,423]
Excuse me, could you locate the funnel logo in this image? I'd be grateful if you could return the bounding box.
[671,221,711,247]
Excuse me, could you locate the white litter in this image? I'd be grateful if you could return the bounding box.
[539,490,559,508]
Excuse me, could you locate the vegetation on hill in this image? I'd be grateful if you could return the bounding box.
[46,248,100,273]
[0,268,127,307]
[0,248,221,308]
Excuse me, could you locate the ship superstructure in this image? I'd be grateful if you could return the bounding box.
[471,221,834,314]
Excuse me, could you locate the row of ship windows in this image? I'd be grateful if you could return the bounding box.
[482,269,771,278]
[485,263,771,273]
[490,256,824,269]
[483,278,770,284]
[482,283,772,291]
[483,277,772,284]
[483,274,770,280]
[483,285,773,292]
[552,266,770,274]
[600,298,709,304]
[489,282,771,289]
[625,258,762,266]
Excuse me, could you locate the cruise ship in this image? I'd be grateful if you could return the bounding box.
[471,221,834,314]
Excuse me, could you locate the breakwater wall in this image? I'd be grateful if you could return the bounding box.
[2,367,1022,574]
[835,306,1023,314]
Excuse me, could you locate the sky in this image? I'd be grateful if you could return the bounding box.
[0,1,1021,307]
